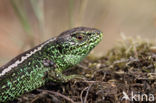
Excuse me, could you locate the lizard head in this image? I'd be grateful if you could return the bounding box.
[55,27,103,65]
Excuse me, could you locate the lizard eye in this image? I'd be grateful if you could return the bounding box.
[74,33,86,42]
[76,35,83,40]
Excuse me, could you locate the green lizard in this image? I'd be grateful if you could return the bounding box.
[0,27,103,102]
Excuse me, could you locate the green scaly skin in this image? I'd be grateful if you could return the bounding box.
[0,27,103,102]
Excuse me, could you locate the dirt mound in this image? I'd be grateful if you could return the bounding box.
[15,37,156,103]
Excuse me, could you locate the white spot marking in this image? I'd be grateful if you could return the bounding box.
[0,38,55,76]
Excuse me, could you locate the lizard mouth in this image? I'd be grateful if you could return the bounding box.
[75,32,103,51]
[88,32,103,47]
[75,31,103,56]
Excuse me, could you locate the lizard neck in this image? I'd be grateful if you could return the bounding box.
[42,42,85,72]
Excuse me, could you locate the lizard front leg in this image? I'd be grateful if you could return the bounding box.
[43,59,85,82]
[48,69,84,83]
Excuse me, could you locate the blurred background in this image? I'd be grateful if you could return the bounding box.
[0,0,156,65]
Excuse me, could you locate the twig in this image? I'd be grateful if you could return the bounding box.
[80,87,88,103]
[37,89,75,103]
[84,84,92,103]
[30,91,46,103]
[80,84,93,103]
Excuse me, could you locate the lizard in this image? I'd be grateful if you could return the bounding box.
[0,27,103,102]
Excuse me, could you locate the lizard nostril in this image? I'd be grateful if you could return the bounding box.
[88,33,92,36]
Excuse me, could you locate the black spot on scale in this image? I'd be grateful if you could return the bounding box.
[44,50,50,56]
[87,33,92,36]
[57,46,64,54]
